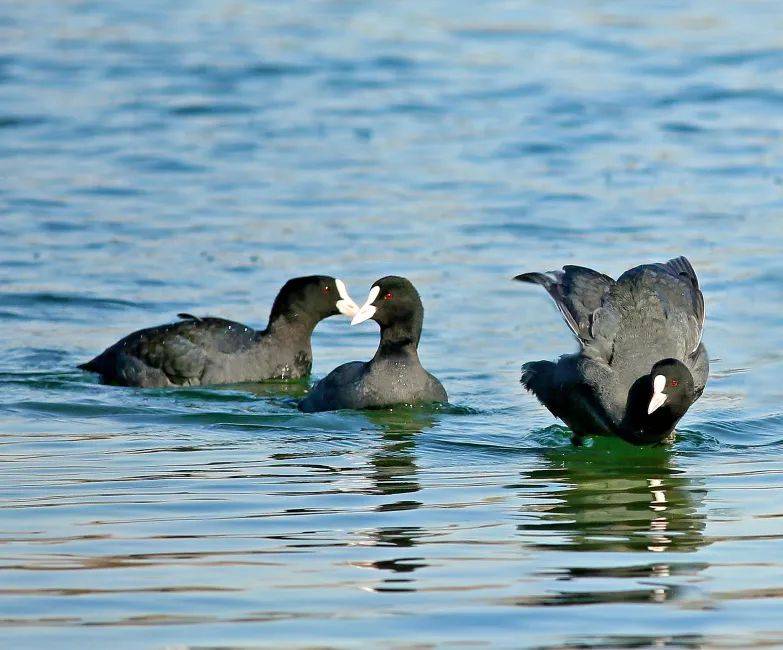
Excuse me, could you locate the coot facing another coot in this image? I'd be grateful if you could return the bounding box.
[78,276,358,387]
[298,276,447,412]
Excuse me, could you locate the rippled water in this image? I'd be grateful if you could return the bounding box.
[3,1,783,647]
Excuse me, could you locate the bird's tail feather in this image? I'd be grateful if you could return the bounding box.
[77,358,100,372]
[521,360,557,404]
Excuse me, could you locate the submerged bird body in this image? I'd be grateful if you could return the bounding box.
[516,257,708,444]
[299,276,447,412]
[79,276,358,387]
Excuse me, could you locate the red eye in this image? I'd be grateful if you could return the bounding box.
[670,379,679,388]
[322,285,330,294]
[384,292,393,300]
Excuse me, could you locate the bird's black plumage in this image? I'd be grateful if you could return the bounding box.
[299,276,447,412]
[78,275,357,387]
[515,256,708,444]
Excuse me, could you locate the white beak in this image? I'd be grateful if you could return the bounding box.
[351,285,380,326]
[335,279,359,317]
[648,374,668,415]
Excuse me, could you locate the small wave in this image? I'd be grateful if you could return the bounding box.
[695,412,783,449]
[0,114,46,129]
[656,85,783,107]
[169,103,255,117]
[0,292,148,310]
[698,48,783,68]
[117,154,207,174]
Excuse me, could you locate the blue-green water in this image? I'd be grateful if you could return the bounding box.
[2,1,783,647]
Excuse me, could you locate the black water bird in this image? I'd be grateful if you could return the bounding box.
[298,276,447,412]
[78,276,358,387]
[515,256,708,445]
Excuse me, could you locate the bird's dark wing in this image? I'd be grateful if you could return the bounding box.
[83,317,258,386]
[515,265,617,359]
[612,256,705,360]
[645,256,705,355]
[134,328,210,385]
[168,317,258,355]
[688,342,709,398]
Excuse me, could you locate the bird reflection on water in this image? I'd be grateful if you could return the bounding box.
[502,433,709,609]
[346,409,434,592]
[515,433,708,555]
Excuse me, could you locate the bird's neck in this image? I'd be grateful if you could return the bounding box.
[253,316,314,379]
[264,313,318,347]
[375,319,421,362]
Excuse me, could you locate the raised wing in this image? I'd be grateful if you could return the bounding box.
[646,256,705,354]
[610,256,705,362]
[515,265,616,359]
